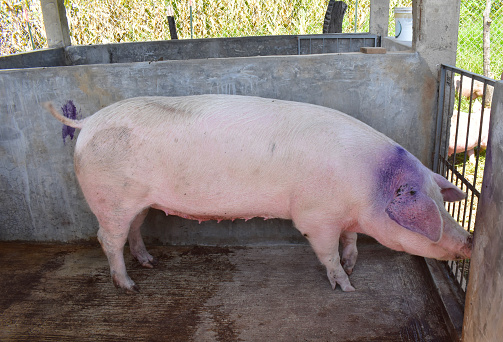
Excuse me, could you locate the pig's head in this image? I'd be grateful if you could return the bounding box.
[370,146,472,260]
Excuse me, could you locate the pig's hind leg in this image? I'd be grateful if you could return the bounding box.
[128,208,158,268]
[340,231,358,275]
[97,218,139,293]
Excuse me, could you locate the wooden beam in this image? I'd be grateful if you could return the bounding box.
[40,0,71,48]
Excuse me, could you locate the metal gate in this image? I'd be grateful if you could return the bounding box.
[433,64,495,294]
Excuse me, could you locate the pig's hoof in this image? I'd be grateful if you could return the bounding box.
[112,274,140,293]
[126,284,141,294]
[341,258,356,275]
[330,279,356,292]
[140,258,158,269]
[328,274,356,292]
[133,251,157,269]
[340,284,356,292]
[119,283,140,294]
[342,263,354,275]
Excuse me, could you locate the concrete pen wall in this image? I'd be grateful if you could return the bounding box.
[0,51,436,243]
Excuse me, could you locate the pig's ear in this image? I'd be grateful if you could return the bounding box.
[432,173,466,202]
[385,187,442,242]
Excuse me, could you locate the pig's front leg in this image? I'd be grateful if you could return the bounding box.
[340,231,358,275]
[467,149,476,164]
[296,219,355,292]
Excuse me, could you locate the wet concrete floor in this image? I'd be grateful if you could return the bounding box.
[0,237,453,341]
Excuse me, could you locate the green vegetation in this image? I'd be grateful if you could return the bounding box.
[3,0,501,79]
[457,0,503,78]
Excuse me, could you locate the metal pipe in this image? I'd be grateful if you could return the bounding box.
[354,0,358,33]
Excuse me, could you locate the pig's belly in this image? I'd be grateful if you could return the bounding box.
[150,204,283,223]
[149,186,294,223]
[147,167,296,223]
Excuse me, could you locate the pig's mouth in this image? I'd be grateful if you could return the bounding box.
[459,234,473,259]
[450,234,473,260]
[437,234,473,260]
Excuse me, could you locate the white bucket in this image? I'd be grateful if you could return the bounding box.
[394,7,412,41]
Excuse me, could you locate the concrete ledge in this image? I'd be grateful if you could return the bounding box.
[424,258,465,341]
[382,37,413,52]
[0,47,66,69]
[0,34,379,70]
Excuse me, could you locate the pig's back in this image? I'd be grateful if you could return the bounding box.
[78,95,387,147]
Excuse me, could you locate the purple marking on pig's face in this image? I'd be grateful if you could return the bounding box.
[61,100,80,144]
[385,183,442,242]
[376,146,424,203]
[375,146,443,242]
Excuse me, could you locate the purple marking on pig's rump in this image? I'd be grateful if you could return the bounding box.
[61,100,80,144]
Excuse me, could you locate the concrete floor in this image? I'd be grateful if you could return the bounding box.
[0,237,454,341]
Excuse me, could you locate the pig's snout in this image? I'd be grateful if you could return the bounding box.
[453,234,473,260]
[460,234,473,259]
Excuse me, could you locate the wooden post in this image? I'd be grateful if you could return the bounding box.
[166,6,178,40]
[483,0,492,78]
[323,1,347,34]
[483,0,493,107]
[462,80,503,342]
[369,0,390,39]
[412,0,461,78]
[168,17,178,40]
[40,0,71,48]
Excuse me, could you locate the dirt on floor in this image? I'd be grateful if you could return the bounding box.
[0,237,453,341]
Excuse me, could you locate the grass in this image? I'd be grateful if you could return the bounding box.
[2,0,501,80]
[457,0,503,78]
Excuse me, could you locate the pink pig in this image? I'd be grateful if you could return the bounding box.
[448,101,490,164]
[44,95,472,292]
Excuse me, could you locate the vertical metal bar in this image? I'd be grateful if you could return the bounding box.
[433,66,447,173]
[190,4,193,39]
[298,37,301,55]
[451,74,464,185]
[354,0,358,33]
[460,78,476,167]
[473,81,489,189]
[443,68,456,176]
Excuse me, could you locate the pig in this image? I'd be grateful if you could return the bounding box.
[454,75,485,100]
[448,101,490,164]
[43,95,472,293]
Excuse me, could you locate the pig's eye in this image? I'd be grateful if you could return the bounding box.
[395,184,417,197]
[396,185,405,196]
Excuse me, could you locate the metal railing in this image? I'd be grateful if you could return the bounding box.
[433,64,495,293]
